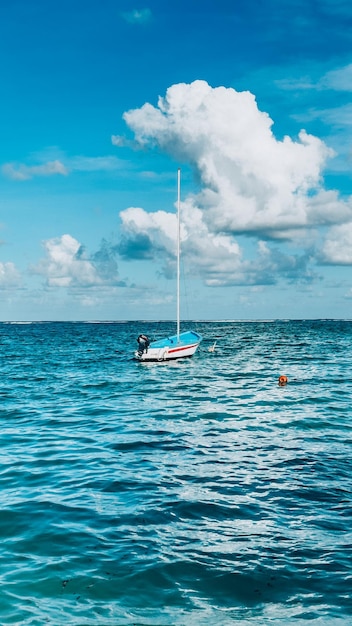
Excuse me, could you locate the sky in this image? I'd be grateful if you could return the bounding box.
[1,0,352,321]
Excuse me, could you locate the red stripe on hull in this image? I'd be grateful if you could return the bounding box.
[167,343,198,354]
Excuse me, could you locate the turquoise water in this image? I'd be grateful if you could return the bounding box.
[0,320,351,625]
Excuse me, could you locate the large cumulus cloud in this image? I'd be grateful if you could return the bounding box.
[117,81,352,286]
[123,81,349,233]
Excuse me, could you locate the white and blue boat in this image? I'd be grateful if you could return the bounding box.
[134,169,203,362]
[135,329,202,362]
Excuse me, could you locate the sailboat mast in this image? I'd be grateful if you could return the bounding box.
[177,168,181,341]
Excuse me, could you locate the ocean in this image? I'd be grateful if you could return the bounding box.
[0,320,351,625]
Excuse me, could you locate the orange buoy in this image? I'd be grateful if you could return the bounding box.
[278,375,288,386]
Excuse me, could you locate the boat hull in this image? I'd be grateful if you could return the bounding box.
[134,330,202,362]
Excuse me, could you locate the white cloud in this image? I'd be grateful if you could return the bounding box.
[111,134,139,150]
[275,63,352,94]
[2,160,68,181]
[118,80,352,285]
[123,80,340,238]
[0,261,21,288]
[119,200,316,286]
[274,76,316,91]
[119,201,243,284]
[33,234,98,287]
[120,206,176,244]
[119,207,177,277]
[320,223,352,264]
[320,63,352,92]
[111,135,127,147]
[295,103,352,129]
[2,153,124,181]
[32,234,125,289]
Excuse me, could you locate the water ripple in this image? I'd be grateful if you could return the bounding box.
[0,320,351,624]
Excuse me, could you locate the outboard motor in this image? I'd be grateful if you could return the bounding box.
[137,334,150,356]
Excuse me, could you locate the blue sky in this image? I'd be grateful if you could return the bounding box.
[1,0,352,320]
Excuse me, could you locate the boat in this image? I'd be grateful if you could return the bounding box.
[134,169,203,362]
